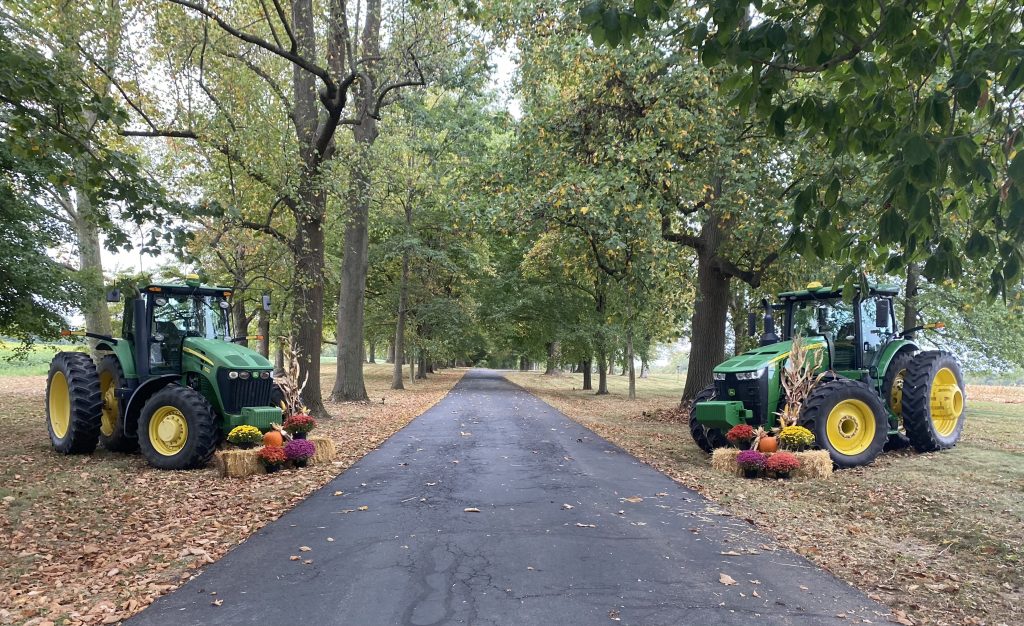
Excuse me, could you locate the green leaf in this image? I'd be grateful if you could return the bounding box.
[902,134,933,166]
[1008,155,1024,188]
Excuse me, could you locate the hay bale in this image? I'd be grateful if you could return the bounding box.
[793,450,832,479]
[710,448,742,476]
[213,448,264,478]
[308,436,336,466]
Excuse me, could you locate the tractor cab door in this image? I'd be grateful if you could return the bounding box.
[858,296,895,370]
[789,298,857,369]
[149,294,194,374]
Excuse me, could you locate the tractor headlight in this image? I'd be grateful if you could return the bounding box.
[239,371,251,380]
[735,367,767,381]
[712,372,726,381]
[260,371,270,379]
[228,371,239,380]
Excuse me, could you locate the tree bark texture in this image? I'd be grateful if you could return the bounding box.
[544,341,560,375]
[903,262,921,336]
[582,358,592,390]
[626,328,636,400]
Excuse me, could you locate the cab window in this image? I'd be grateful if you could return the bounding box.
[860,297,894,363]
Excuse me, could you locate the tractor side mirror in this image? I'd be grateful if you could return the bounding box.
[262,294,271,312]
[747,312,757,337]
[106,289,121,303]
[876,299,890,329]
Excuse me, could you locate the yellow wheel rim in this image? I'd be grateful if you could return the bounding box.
[826,398,875,456]
[49,371,71,438]
[930,367,963,436]
[149,406,189,456]
[99,370,118,437]
[890,368,906,416]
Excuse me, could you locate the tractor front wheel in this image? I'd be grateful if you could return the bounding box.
[901,351,966,452]
[97,356,138,452]
[799,378,888,469]
[138,385,219,470]
[46,352,103,454]
[688,384,729,453]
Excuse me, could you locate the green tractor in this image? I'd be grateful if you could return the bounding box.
[691,282,966,468]
[45,275,283,470]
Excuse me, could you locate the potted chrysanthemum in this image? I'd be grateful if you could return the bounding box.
[736,450,768,478]
[283,414,316,439]
[227,425,263,449]
[284,439,316,468]
[257,446,288,473]
[765,451,801,479]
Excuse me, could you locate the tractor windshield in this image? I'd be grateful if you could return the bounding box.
[149,293,232,372]
[787,298,857,369]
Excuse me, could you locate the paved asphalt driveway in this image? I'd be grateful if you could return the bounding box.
[128,369,889,626]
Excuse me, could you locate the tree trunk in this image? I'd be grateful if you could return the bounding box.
[258,307,270,358]
[288,0,328,418]
[626,328,636,400]
[386,341,395,364]
[232,296,248,348]
[519,356,529,371]
[416,351,427,379]
[291,196,328,417]
[331,0,382,403]
[367,338,376,364]
[332,130,375,402]
[681,248,731,403]
[639,358,650,378]
[582,358,592,390]
[408,349,415,385]
[903,262,921,336]
[596,352,609,395]
[544,341,559,375]
[70,190,112,351]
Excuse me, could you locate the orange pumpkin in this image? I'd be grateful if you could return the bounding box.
[757,436,779,454]
[263,430,284,447]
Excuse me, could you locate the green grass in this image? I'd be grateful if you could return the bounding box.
[0,343,86,376]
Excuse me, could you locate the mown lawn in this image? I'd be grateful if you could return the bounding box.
[505,370,1024,626]
[0,363,463,626]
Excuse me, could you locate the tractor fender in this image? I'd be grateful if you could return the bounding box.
[875,340,919,382]
[123,374,180,437]
[93,340,138,379]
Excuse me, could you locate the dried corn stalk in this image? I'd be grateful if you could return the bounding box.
[776,335,826,428]
[275,340,308,417]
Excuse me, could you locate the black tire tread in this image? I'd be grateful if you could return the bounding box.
[901,350,966,453]
[799,377,888,469]
[138,385,219,470]
[97,356,138,453]
[47,352,103,454]
[688,384,729,453]
[881,350,916,420]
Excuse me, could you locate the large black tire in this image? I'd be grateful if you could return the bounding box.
[97,356,138,453]
[138,385,219,470]
[901,351,966,452]
[688,384,729,453]
[46,352,102,454]
[881,350,916,422]
[799,378,888,469]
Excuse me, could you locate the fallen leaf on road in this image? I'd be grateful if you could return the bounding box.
[303,559,313,565]
[333,491,343,496]
[299,546,311,552]
[752,590,760,598]
[464,507,481,513]
[211,599,223,607]
[719,573,738,586]
[656,492,668,497]
[608,608,621,621]
[327,538,334,542]
[562,504,574,510]
[575,523,597,528]
[720,551,742,556]
[358,506,369,511]
[289,556,300,561]
[623,496,643,503]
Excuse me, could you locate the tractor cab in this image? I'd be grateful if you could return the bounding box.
[777,282,900,375]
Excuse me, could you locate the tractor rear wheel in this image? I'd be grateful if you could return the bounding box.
[97,356,138,452]
[689,384,729,453]
[46,352,103,454]
[901,351,966,452]
[138,385,219,470]
[882,350,916,422]
[799,378,888,468]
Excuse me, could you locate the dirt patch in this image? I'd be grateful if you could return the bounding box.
[506,371,1024,626]
[0,364,463,626]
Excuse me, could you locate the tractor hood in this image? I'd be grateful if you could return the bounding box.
[713,338,826,374]
[182,338,274,371]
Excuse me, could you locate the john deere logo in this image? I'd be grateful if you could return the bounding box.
[728,388,736,397]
